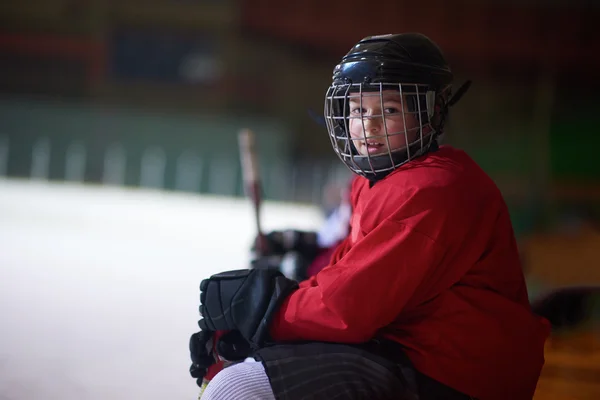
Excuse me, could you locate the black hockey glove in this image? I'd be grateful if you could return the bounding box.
[215,330,252,361]
[531,286,600,330]
[198,268,298,347]
[189,330,252,386]
[254,229,320,260]
[189,330,216,386]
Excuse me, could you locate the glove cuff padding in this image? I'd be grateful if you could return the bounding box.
[201,269,298,348]
[252,274,298,346]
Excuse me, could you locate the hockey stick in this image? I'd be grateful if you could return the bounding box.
[238,129,268,256]
[196,130,266,399]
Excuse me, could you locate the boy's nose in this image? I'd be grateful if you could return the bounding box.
[362,116,382,133]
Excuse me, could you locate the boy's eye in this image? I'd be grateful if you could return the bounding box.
[350,107,364,115]
[384,107,400,114]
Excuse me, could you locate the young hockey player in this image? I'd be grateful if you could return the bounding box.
[189,33,550,400]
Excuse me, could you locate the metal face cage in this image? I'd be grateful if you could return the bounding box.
[324,82,438,178]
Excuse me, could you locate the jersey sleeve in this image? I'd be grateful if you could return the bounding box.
[270,217,444,343]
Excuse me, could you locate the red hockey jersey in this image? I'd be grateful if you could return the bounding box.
[270,145,549,400]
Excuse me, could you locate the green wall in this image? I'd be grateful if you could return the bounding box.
[0,98,294,198]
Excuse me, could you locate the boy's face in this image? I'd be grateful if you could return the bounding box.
[347,90,420,157]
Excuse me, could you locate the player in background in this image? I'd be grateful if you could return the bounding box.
[190,33,550,400]
[251,177,353,281]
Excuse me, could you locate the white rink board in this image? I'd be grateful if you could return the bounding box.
[0,179,324,400]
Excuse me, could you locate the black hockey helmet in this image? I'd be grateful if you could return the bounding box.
[324,33,470,179]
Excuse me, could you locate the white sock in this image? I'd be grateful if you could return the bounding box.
[201,359,276,400]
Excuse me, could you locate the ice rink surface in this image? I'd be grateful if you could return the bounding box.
[0,178,324,400]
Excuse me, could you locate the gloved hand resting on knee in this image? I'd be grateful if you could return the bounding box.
[189,329,253,386]
[198,268,299,348]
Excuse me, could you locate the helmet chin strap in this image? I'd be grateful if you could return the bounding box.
[447,80,472,108]
[433,80,472,138]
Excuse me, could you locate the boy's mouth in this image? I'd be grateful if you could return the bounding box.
[364,141,385,154]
